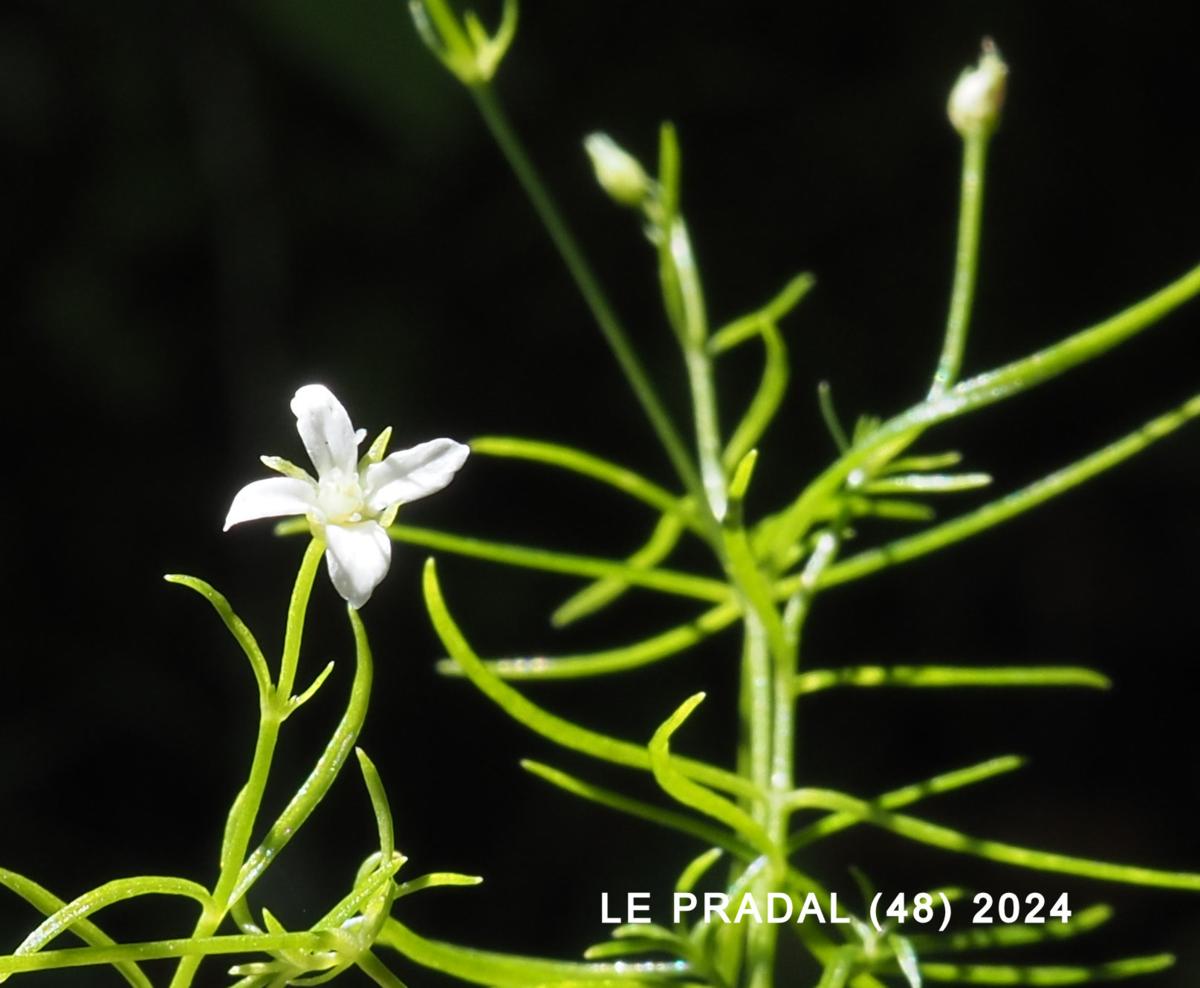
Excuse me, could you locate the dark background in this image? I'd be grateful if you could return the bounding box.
[2,2,1199,985]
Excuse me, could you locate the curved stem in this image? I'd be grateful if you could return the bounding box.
[930,132,990,397]
[168,539,325,988]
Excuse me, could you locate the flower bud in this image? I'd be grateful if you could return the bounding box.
[947,40,1008,139]
[583,132,652,208]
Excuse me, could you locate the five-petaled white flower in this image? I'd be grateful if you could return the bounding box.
[224,384,469,609]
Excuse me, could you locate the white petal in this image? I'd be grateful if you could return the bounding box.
[363,439,469,512]
[291,384,361,477]
[224,477,316,531]
[324,521,392,609]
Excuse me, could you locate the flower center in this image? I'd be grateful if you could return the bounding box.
[315,468,369,525]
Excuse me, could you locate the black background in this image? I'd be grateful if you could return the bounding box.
[2,2,1199,985]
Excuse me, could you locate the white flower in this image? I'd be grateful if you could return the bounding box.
[224,384,469,608]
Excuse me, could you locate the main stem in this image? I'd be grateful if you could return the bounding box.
[168,539,325,988]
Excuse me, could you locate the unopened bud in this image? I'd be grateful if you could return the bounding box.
[948,40,1008,139]
[583,132,652,208]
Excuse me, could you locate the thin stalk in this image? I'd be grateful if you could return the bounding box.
[930,132,989,397]
[168,539,324,988]
[666,217,726,522]
[469,84,705,511]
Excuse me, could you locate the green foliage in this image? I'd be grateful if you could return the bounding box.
[3,6,1200,988]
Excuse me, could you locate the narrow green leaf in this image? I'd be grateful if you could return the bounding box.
[393,873,484,900]
[862,473,991,495]
[722,320,789,470]
[771,267,1200,557]
[6,877,212,963]
[849,498,936,522]
[469,437,695,528]
[818,382,851,454]
[584,940,679,961]
[786,789,1200,889]
[709,272,815,354]
[885,452,964,473]
[357,949,411,988]
[0,932,340,976]
[553,514,687,628]
[391,524,730,604]
[522,761,753,859]
[440,600,740,681]
[794,666,1110,696]
[0,869,151,988]
[289,660,336,714]
[787,755,1025,851]
[356,748,395,862]
[915,955,1173,984]
[809,392,1200,590]
[164,575,271,697]
[906,904,1112,954]
[648,695,773,855]
[377,919,684,986]
[423,559,756,798]
[675,848,725,897]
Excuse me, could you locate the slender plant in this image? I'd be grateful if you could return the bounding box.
[2,4,1199,986]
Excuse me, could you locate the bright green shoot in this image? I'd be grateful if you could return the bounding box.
[3,7,1199,988]
[404,7,1200,988]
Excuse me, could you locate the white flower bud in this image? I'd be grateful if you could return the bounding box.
[583,132,652,208]
[948,40,1008,139]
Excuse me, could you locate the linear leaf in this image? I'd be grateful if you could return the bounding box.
[393,873,484,900]
[0,869,151,988]
[675,848,725,897]
[862,473,991,495]
[771,266,1200,555]
[809,392,1200,590]
[906,904,1113,954]
[709,272,815,354]
[522,760,753,859]
[424,559,756,798]
[378,919,685,986]
[648,695,773,855]
[164,575,271,697]
[5,877,211,965]
[0,932,341,977]
[914,954,1173,984]
[437,599,739,681]
[787,755,1025,851]
[553,514,687,627]
[469,436,694,526]
[392,524,730,603]
[723,319,789,470]
[786,789,1200,889]
[794,666,1109,696]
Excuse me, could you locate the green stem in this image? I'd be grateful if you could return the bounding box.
[168,539,325,988]
[769,262,1200,561]
[469,84,705,508]
[930,132,989,397]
